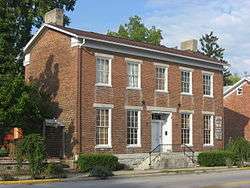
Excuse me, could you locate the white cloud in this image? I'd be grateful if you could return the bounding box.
[144,0,250,74]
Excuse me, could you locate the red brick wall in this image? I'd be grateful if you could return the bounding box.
[224,82,250,144]
[25,30,224,156]
[80,48,224,154]
[25,29,78,156]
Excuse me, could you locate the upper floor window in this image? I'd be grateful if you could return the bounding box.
[155,64,168,92]
[181,113,192,146]
[127,109,141,147]
[96,55,112,86]
[181,68,192,94]
[204,115,214,146]
[237,86,243,95]
[127,61,141,89]
[203,72,213,97]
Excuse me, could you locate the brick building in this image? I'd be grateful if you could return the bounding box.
[224,77,250,144]
[23,9,225,159]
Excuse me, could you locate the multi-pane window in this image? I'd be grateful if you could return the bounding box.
[127,110,140,146]
[96,57,111,85]
[155,66,167,91]
[181,70,191,94]
[181,113,191,145]
[204,115,213,145]
[203,74,212,96]
[96,109,110,146]
[128,62,140,88]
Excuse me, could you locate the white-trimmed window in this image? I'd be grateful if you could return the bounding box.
[96,56,112,86]
[237,86,243,95]
[155,65,168,92]
[204,115,214,146]
[181,69,192,94]
[23,53,30,66]
[96,108,112,147]
[181,113,192,145]
[127,110,141,147]
[127,61,141,89]
[203,72,213,97]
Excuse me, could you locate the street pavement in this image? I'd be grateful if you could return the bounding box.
[1,169,250,188]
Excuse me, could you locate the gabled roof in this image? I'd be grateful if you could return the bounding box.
[24,24,226,66]
[223,77,250,97]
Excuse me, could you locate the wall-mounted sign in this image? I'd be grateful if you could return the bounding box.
[215,116,223,140]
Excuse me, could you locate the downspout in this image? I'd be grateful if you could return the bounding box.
[76,38,86,156]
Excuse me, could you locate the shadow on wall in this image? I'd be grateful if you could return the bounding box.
[224,107,249,146]
[29,55,77,157]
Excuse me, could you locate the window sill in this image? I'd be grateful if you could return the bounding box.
[181,92,193,96]
[203,144,214,147]
[126,144,141,148]
[95,83,112,87]
[203,95,214,98]
[155,90,169,93]
[126,87,141,90]
[95,145,112,149]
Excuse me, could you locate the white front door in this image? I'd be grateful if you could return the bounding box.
[151,113,172,152]
[151,120,163,151]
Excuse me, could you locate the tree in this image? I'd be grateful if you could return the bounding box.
[225,74,241,86]
[0,0,76,76]
[200,31,231,85]
[107,15,162,45]
[0,75,54,142]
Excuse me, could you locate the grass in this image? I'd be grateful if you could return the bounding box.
[0,179,62,185]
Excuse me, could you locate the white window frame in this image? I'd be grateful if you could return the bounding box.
[126,109,141,148]
[126,58,142,90]
[180,112,193,147]
[95,53,113,87]
[23,53,30,66]
[237,86,243,95]
[95,107,112,148]
[202,71,214,97]
[180,67,193,95]
[155,63,169,92]
[203,114,214,146]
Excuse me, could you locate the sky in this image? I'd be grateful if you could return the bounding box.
[66,0,250,75]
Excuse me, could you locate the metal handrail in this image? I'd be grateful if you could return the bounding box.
[183,144,196,163]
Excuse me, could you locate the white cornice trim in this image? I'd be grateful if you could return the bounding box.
[223,77,249,98]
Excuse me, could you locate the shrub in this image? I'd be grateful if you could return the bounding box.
[0,174,16,181]
[0,147,8,157]
[198,150,236,167]
[89,166,113,179]
[77,153,119,172]
[226,137,250,165]
[46,163,67,178]
[15,134,46,179]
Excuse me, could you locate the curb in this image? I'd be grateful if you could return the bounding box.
[0,179,62,185]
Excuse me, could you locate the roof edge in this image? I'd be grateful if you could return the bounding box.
[223,77,249,97]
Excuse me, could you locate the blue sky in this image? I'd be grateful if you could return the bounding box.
[66,0,250,74]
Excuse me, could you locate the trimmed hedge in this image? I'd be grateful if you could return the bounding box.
[198,150,236,167]
[77,153,119,172]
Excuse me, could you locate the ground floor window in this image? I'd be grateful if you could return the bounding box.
[127,110,141,146]
[181,113,192,145]
[204,115,213,145]
[96,108,111,146]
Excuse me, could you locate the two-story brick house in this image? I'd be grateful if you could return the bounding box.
[224,77,250,144]
[23,9,225,160]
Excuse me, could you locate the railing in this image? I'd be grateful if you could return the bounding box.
[148,144,196,166]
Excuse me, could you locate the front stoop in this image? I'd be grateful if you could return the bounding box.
[133,152,198,170]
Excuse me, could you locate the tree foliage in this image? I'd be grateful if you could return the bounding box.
[16,134,46,178]
[200,31,231,85]
[107,15,162,45]
[0,76,54,142]
[0,0,76,76]
[225,74,241,86]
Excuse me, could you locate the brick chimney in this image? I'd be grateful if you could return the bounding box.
[180,39,198,52]
[44,8,64,26]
